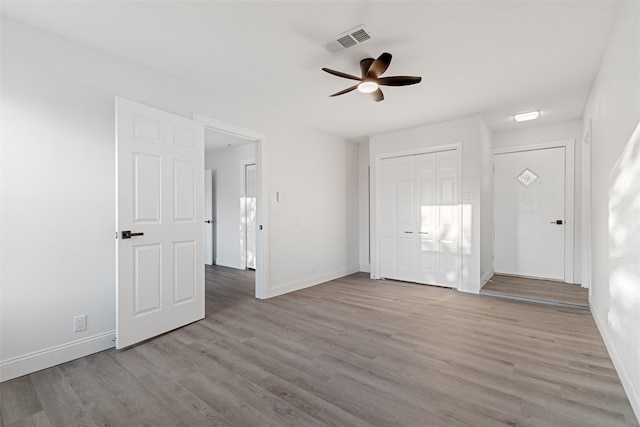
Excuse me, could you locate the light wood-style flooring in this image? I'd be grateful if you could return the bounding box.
[482,274,590,308]
[1,266,637,426]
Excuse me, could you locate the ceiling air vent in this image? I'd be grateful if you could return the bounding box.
[324,25,372,54]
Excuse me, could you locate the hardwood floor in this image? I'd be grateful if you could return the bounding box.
[1,266,637,426]
[481,274,589,308]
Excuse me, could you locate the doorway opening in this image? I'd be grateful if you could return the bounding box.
[194,114,268,299]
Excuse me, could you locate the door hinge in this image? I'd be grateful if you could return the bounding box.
[115,232,118,239]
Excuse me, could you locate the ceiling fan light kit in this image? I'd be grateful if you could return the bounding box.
[357,81,379,93]
[322,52,422,102]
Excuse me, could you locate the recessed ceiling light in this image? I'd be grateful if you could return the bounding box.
[513,111,540,122]
[358,81,379,93]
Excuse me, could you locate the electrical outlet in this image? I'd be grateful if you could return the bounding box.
[74,315,87,332]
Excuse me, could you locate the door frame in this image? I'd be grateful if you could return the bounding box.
[493,139,575,284]
[581,122,592,291]
[371,143,463,287]
[204,168,214,266]
[193,114,268,299]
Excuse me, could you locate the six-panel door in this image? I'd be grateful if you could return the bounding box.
[116,97,205,349]
[379,150,460,288]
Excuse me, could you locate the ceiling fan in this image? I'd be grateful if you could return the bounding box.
[322,52,422,102]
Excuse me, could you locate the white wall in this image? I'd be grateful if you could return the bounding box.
[369,116,487,293]
[583,1,640,420]
[493,119,583,283]
[479,120,494,285]
[205,143,256,269]
[0,18,359,381]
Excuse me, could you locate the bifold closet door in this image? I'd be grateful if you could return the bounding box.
[397,156,417,282]
[435,150,460,287]
[416,153,437,284]
[380,157,399,279]
[379,150,459,288]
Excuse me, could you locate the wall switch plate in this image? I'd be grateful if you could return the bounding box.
[462,191,476,200]
[74,315,87,332]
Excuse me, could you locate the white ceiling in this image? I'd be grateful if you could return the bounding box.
[1,1,620,139]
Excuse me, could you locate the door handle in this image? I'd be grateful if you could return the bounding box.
[404,231,414,234]
[204,220,212,223]
[121,230,144,239]
[550,220,564,225]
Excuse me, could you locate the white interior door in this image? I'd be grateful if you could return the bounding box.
[380,158,399,279]
[417,153,437,284]
[245,164,257,270]
[378,149,460,288]
[116,97,204,349]
[494,147,565,280]
[204,169,214,265]
[397,156,417,282]
[436,150,460,287]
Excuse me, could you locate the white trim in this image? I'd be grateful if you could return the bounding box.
[193,114,269,299]
[492,139,575,284]
[0,331,115,382]
[581,122,592,290]
[371,143,463,289]
[592,308,640,423]
[481,268,494,289]
[377,143,461,160]
[266,265,360,298]
[214,257,244,270]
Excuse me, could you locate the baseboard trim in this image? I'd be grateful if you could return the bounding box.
[266,265,360,298]
[215,258,243,270]
[481,269,494,289]
[0,330,115,382]
[591,307,640,424]
[459,280,480,294]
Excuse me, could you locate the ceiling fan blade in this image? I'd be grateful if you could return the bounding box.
[371,88,384,102]
[322,68,362,81]
[330,84,359,97]
[366,52,392,79]
[359,58,375,78]
[377,76,422,86]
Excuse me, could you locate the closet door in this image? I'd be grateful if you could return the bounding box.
[397,156,417,282]
[380,158,399,279]
[416,153,437,284]
[377,150,460,289]
[436,150,460,288]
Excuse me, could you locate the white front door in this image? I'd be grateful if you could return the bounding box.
[494,147,565,280]
[204,169,214,266]
[116,97,205,349]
